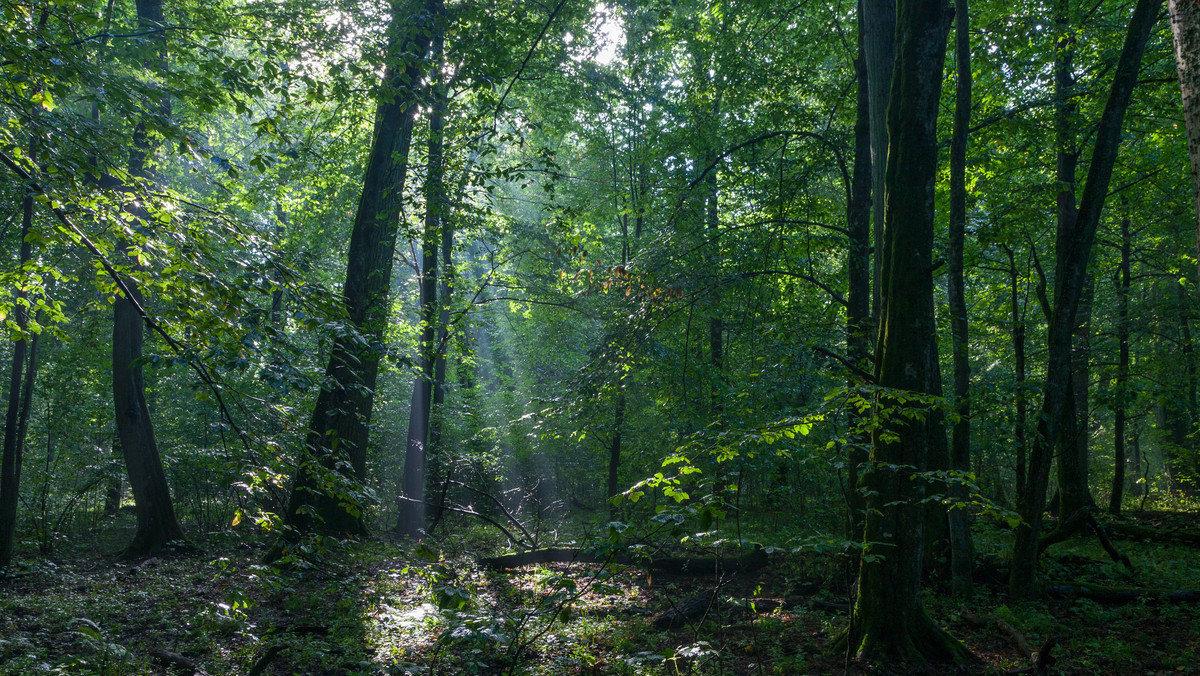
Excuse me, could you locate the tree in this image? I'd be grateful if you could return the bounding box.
[396,0,447,538]
[1110,212,1132,513]
[840,0,971,662]
[112,0,187,556]
[845,0,873,542]
[282,0,437,538]
[0,137,42,571]
[947,0,975,597]
[1009,0,1162,599]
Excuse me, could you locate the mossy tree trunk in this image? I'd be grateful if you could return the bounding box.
[1058,275,1095,519]
[1169,0,1200,282]
[842,0,969,663]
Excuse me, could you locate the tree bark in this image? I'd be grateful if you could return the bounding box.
[396,5,446,538]
[1009,0,1162,599]
[947,0,974,597]
[841,0,969,662]
[1168,0,1200,282]
[284,0,436,537]
[270,204,287,328]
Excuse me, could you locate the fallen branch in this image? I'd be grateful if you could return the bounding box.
[398,496,534,550]
[1086,513,1134,575]
[246,645,282,676]
[961,609,1033,660]
[149,648,210,675]
[1005,638,1058,675]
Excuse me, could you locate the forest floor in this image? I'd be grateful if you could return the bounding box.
[1,511,1198,675]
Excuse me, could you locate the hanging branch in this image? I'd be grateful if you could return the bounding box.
[0,148,252,456]
[494,0,571,116]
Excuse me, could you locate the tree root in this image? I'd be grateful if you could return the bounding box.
[1038,508,1134,575]
[831,607,975,667]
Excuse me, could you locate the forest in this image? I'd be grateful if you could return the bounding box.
[2,0,1200,672]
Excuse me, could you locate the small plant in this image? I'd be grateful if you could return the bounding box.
[56,618,134,676]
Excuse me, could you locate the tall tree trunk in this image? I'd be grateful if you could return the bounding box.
[845,4,873,543]
[116,0,186,556]
[1002,244,1028,505]
[842,0,969,662]
[283,0,436,537]
[1046,0,1086,522]
[1009,0,1161,599]
[1169,0,1200,282]
[1185,285,1199,476]
[1054,276,1095,516]
[1058,275,1095,518]
[396,9,446,538]
[271,204,287,328]
[1110,215,1132,514]
[1166,283,1198,481]
[115,282,185,554]
[707,166,723,419]
[862,0,895,323]
[607,388,625,518]
[0,150,38,570]
[947,0,974,597]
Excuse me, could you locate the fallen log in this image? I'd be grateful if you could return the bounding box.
[479,548,605,569]
[479,546,768,576]
[654,590,717,630]
[1103,521,1200,546]
[1043,583,1200,605]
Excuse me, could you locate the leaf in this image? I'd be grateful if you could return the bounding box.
[31,90,55,111]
